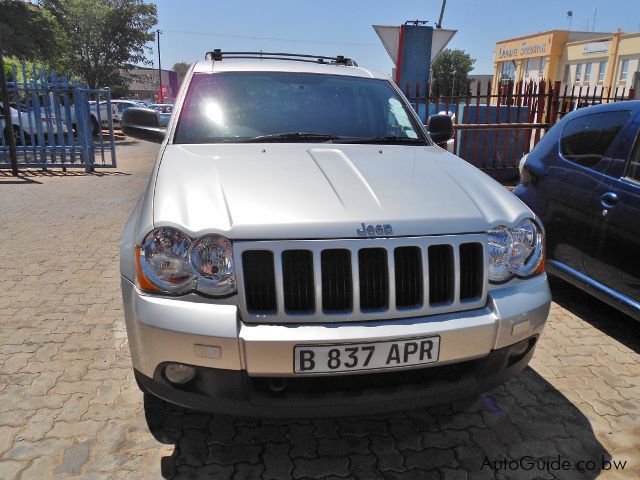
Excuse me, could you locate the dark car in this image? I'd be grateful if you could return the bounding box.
[515,101,640,320]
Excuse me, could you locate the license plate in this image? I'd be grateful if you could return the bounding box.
[294,336,440,374]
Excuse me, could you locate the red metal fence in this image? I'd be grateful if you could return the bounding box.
[407,80,635,181]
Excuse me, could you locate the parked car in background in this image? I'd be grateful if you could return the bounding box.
[147,103,173,127]
[108,100,145,127]
[71,100,114,136]
[120,51,551,417]
[515,101,640,320]
[1,101,68,144]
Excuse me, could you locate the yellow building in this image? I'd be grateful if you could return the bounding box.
[492,29,640,99]
[563,30,640,98]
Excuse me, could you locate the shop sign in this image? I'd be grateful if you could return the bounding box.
[498,40,547,59]
[582,41,609,55]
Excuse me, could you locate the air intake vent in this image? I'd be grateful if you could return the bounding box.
[459,243,483,301]
[359,248,389,311]
[321,249,352,313]
[242,250,276,314]
[237,235,487,323]
[282,250,315,313]
[428,245,454,305]
[394,246,423,309]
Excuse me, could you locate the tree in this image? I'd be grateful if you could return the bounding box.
[172,62,189,86]
[0,0,61,60]
[431,49,475,97]
[0,0,61,176]
[41,0,157,87]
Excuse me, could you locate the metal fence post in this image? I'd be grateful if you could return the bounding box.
[31,64,47,170]
[103,87,117,168]
[78,89,94,173]
[0,45,19,175]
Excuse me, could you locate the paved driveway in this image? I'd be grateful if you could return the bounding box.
[1,140,639,479]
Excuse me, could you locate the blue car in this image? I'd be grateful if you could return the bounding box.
[147,103,173,127]
[515,101,640,320]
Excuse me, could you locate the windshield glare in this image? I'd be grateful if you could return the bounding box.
[174,72,426,144]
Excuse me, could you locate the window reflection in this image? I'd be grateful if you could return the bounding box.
[174,72,425,144]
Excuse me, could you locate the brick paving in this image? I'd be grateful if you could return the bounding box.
[1,140,639,479]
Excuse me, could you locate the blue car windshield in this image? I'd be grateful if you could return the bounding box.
[173,72,427,144]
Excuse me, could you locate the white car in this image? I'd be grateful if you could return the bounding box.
[87,101,116,134]
[120,51,551,417]
[52,96,113,136]
[1,101,68,145]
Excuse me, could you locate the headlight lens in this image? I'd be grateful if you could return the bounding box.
[509,219,543,276]
[141,227,194,293]
[488,225,512,282]
[190,235,236,295]
[488,219,544,283]
[138,228,236,296]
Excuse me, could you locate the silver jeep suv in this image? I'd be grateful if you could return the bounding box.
[120,51,551,417]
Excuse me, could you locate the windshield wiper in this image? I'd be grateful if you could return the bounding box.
[228,132,341,143]
[339,136,426,145]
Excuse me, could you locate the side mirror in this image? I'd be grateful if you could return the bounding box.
[121,107,166,143]
[427,114,454,146]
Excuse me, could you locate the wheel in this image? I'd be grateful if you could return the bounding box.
[91,117,99,136]
[3,126,29,146]
[134,370,149,393]
[143,392,181,444]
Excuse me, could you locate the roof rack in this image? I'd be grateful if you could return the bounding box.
[204,50,357,66]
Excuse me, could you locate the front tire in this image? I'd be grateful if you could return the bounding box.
[4,126,30,146]
[91,117,99,136]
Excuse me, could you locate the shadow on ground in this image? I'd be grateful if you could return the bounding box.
[144,366,609,479]
[0,174,42,184]
[549,277,640,355]
[0,169,130,179]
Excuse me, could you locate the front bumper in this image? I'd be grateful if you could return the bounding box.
[136,336,538,417]
[121,275,550,415]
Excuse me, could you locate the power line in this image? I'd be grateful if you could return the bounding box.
[162,29,379,47]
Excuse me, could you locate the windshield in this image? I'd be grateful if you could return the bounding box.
[174,72,427,144]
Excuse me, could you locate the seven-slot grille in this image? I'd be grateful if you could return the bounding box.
[236,235,487,323]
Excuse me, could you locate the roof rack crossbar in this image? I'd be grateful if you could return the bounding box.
[204,50,355,66]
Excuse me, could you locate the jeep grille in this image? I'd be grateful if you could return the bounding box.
[236,235,487,323]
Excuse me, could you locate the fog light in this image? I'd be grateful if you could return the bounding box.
[508,337,537,366]
[510,340,530,357]
[164,363,196,385]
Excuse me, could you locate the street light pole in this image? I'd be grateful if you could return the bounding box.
[436,0,446,28]
[156,29,163,103]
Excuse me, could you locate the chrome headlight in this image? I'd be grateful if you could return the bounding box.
[137,228,235,296]
[190,235,236,295]
[488,219,544,283]
[487,225,513,283]
[140,227,195,293]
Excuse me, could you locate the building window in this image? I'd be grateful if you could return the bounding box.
[501,61,516,81]
[523,58,530,77]
[584,63,592,82]
[598,61,607,83]
[539,57,546,78]
[563,65,570,83]
[619,59,630,82]
[575,64,583,82]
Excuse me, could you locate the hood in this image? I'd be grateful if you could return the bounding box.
[152,143,530,239]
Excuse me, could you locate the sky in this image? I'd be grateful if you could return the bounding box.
[151,0,640,76]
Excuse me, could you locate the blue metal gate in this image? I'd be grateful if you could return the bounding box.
[0,63,117,172]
